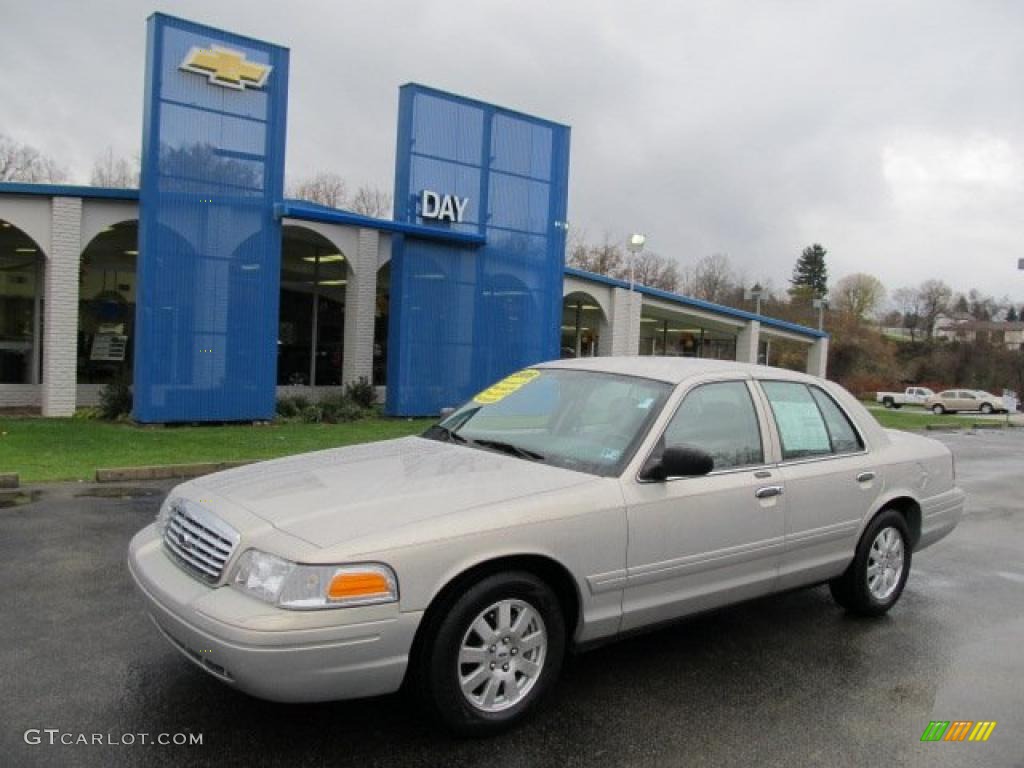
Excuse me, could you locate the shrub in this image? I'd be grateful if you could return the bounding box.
[98,379,132,420]
[276,397,300,419]
[276,395,313,420]
[343,376,376,409]
[319,392,371,423]
[299,404,324,424]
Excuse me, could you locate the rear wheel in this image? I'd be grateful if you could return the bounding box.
[980,402,993,415]
[418,571,565,735]
[830,509,912,616]
[932,404,945,415]
[883,397,894,409]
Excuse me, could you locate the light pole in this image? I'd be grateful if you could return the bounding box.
[744,283,764,315]
[626,233,646,354]
[812,297,829,331]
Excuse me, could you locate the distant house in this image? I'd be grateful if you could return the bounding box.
[936,318,1024,350]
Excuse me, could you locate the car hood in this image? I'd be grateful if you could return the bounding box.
[188,436,596,548]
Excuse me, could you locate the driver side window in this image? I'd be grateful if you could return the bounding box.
[661,381,765,470]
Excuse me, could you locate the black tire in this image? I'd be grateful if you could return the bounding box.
[830,509,912,617]
[418,571,566,735]
[894,403,903,409]
[932,404,945,415]
[883,398,894,409]
[980,403,993,415]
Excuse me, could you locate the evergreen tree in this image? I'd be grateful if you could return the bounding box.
[789,244,828,299]
[1007,305,1020,322]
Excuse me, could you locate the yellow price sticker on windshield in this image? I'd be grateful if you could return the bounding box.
[473,369,541,405]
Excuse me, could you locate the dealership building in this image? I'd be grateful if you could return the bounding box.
[0,14,828,421]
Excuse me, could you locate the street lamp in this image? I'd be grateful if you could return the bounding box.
[626,233,646,354]
[812,297,829,331]
[744,283,765,315]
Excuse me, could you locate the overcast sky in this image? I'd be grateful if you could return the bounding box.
[2,0,1022,302]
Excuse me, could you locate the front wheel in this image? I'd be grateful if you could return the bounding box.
[419,571,566,735]
[932,404,945,415]
[830,509,912,616]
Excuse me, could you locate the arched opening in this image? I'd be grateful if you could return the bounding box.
[561,291,607,358]
[78,220,138,384]
[0,219,45,384]
[373,261,389,386]
[279,225,348,386]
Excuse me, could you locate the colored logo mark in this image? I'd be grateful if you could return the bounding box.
[180,45,271,90]
[920,721,997,742]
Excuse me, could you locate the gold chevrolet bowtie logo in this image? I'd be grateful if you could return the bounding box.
[180,45,271,90]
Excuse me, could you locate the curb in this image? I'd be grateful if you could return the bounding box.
[95,461,254,483]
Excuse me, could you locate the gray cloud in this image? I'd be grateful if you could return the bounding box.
[2,0,1022,300]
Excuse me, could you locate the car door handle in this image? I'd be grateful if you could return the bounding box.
[755,485,784,499]
[856,471,876,483]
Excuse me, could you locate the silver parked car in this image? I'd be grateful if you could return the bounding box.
[925,389,1007,415]
[129,358,964,733]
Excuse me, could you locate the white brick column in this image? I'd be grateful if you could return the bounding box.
[735,320,760,364]
[341,228,379,386]
[607,287,642,356]
[806,336,829,377]
[41,197,82,417]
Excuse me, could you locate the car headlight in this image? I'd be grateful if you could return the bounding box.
[229,549,399,610]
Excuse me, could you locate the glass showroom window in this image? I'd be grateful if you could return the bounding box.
[278,228,347,386]
[77,222,138,384]
[0,221,43,384]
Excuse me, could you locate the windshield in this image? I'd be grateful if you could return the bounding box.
[422,368,673,477]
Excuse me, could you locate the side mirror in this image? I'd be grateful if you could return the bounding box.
[644,445,714,481]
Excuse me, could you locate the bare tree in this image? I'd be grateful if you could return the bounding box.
[966,288,996,321]
[831,273,887,323]
[91,147,139,187]
[567,235,624,277]
[290,172,348,208]
[891,286,923,340]
[618,250,680,292]
[918,279,953,340]
[681,253,736,303]
[350,185,392,218]
[0,133,67,182]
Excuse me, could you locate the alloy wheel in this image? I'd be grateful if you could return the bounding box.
[867,526,904,601]
[457,598,547,713]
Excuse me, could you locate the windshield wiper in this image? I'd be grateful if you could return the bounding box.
[468,438,545,462]
[423,424,467,444]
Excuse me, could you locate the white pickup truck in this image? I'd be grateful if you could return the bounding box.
[876,386,935,409]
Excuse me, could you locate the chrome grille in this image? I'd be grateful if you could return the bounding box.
[162,500,239,583]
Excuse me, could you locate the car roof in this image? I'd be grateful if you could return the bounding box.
[536,356,816,385]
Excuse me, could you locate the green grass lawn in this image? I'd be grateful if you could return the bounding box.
[0,416,434,483]
[869,408,982,430]
[0,406,1000,484]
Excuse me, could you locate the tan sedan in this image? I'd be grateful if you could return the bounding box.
[925,389,1007,415]
[129,358,963,734]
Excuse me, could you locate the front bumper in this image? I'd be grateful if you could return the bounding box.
[128,525,423,703]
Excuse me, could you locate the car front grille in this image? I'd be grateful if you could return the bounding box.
[162,500,239,583]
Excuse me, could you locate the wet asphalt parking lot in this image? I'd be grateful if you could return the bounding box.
[1,430,1022,768]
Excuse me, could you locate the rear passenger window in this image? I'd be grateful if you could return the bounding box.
[761,381,863,459]
[761,382,832,459]
[809,387,863,454]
